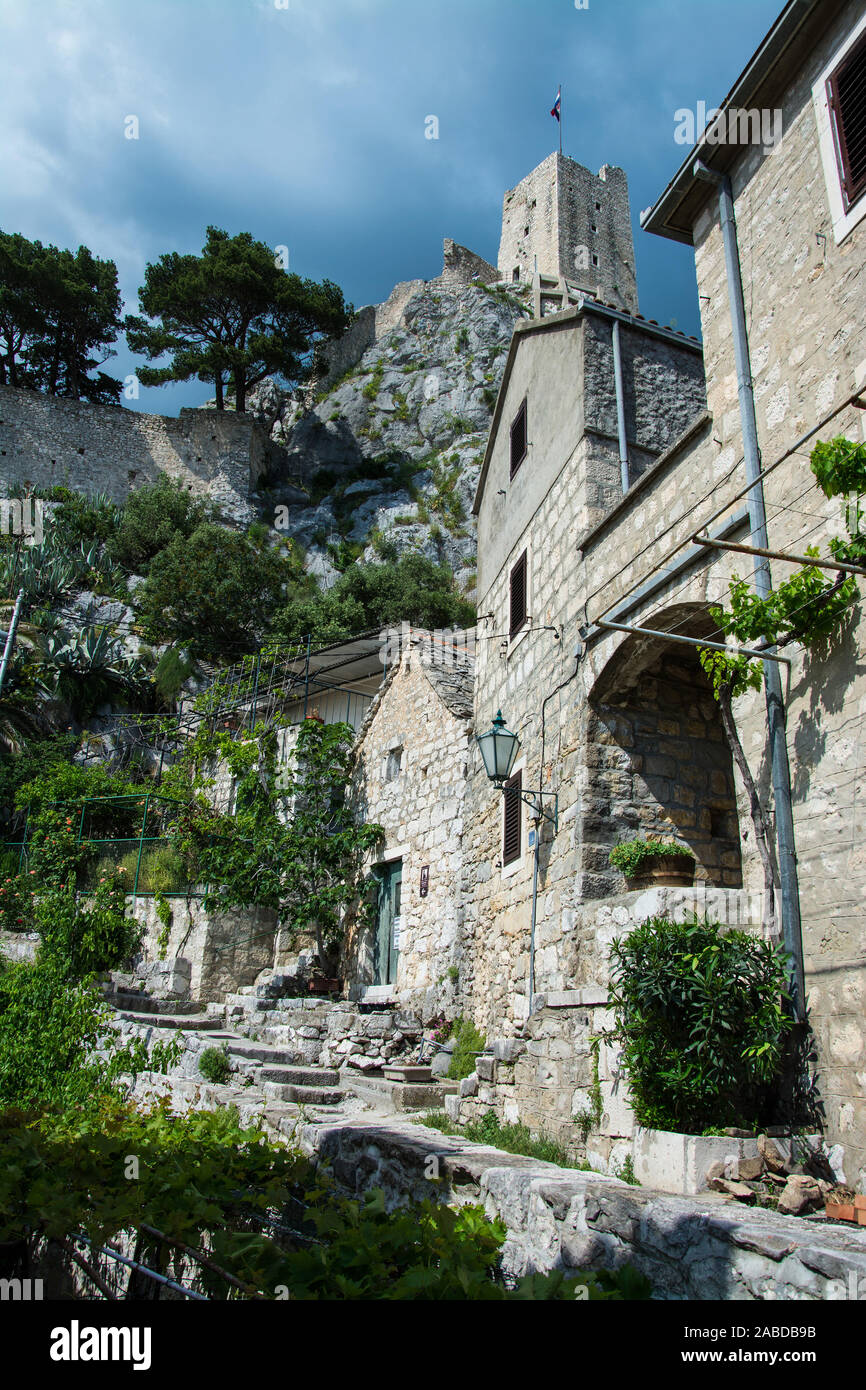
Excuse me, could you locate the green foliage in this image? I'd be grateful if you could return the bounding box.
[0,1103,645,1299]
[421,1108,586,1169]
[154,645,195,706]
[615,1153,640,1186]
[107,474,213,573]
[700,435,865,702]
[361,359,385,401]
[0,951,176,1112]
[137,522,301,661]
[125,226,350,412]
[42,488,121,548]
[198,1044,232,1084]
[273,552,475,648]
[0,229,123,403]
[166,719,381,971]
[607,913,792,1133]
[446,1015,486,1080]
[609,836,695,878]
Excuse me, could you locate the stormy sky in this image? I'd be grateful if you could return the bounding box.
[0,0,782,413]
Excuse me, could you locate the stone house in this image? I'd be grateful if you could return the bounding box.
[450,0,866,1188]
[344,629,474,1016]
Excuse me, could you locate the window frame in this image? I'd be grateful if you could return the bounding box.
[827,27,866,213]
[509,549,529,640]
[502,767,523,871]
[510,398,528,479]
[813,12,866,244]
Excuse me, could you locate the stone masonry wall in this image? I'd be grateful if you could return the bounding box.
[498,153,639,313]
[346,640,472,1016]
[646,0,866,1186]
[0,383,275,523]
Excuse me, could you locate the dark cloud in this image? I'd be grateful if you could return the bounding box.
[0,0,782,413]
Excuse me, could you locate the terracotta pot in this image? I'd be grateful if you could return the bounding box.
[626,855,696,889]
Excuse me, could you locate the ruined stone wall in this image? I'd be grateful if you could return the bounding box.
[432,239,499,290]
[0,384,273,523]
[346,643,472,1015]
[130,896,278,1004]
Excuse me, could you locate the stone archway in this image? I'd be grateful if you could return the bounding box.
[582,605,743,900]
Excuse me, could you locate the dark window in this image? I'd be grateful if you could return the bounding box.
[512,267,520,282]
[510,399,528,478]
[829,29,866,211]
[503,769,522,865]
[509,550,528,638]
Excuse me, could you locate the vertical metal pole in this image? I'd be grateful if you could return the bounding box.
[0,589,24,697]
[133,795,149,899]
[528,809,541,1005]
[612,320,630,494]
[302,634,311,719]
[706,164,805,1020]
[249,650,260,733]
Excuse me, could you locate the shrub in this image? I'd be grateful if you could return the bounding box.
[607,913,792,1134]
[609,836,695,878]
[108,474,213,572]
[447,1015,486,1080]
[198,1045,232,1085]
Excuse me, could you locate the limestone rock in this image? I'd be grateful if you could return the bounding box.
[778,1174,822,1216]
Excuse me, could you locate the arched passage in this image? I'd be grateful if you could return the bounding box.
[583,605,743,899]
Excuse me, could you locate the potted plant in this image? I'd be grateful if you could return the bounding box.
[609,836,696,888]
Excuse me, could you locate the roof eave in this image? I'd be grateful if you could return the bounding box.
[641,0,838,244]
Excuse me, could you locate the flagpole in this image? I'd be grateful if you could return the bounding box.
[560,83,563,155]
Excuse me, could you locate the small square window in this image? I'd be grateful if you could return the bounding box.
[510,399,527,478]
[509,550,528,638]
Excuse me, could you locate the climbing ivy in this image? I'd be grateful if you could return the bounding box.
[165,717,382,973]
[698,436,864,935]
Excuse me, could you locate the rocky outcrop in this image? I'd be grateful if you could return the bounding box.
[242,279,528,594]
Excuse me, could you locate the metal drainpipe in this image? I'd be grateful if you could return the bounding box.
[528,808,542,1005]
[694,160,806,1020]
[612,319,630,493]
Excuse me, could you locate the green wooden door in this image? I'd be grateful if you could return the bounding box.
[374,861,402,986]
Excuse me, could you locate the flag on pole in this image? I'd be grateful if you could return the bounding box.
[550,87,561,122]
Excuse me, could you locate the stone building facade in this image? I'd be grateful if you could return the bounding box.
[0,384,280,524]
[450,0,866,1189]
[344,632,474,1016]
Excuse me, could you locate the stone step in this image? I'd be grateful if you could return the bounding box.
[107,992,202,1016]
[224,1040,303,1065]
[116,1010,224,1031]
[262,1081,343,1105]
[258,1065,340,1087]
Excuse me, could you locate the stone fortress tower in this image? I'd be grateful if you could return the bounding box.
[498,152,638,318]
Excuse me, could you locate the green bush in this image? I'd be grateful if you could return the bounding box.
[420,1108,585,1169]
[609,836,695,878]
[607,913,792,1134]
[107,474,213,572]
[446,1015,486,1080]
[198,1045,232,1085]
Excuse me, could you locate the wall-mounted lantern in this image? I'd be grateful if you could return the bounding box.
[476,709,520,787]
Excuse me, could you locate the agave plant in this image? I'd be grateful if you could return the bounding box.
[0,536,100,608]
[40,624,145,720]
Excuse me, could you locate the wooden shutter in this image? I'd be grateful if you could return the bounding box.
[510,399,528,478]
[510,550,528,637]
[829,29,866,211]
[503,770,522,865]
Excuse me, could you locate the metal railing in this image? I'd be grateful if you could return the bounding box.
[5,793,206,899]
